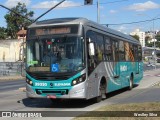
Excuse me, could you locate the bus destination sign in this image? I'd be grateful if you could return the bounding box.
[36,27,71,35]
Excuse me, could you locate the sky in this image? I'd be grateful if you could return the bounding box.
[0,0,160,34]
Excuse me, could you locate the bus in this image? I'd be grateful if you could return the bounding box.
[26,18,143,102]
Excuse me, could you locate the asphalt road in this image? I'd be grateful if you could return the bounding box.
[0,80,25,92]
[143,62,160,71]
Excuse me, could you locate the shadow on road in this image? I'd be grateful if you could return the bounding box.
[21,98,96,109]
[105,85,138,99]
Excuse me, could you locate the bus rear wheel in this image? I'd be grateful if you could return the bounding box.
[129,75,133,90]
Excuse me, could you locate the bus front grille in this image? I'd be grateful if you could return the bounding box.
[27,72,77,80]
[36,89,69,95]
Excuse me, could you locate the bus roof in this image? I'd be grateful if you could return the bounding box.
[28,17,140,45]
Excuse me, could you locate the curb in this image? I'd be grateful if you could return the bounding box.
[144,68,160,72]
[0,77,25,81]
[19,87,26,92]
[151,81,160,87]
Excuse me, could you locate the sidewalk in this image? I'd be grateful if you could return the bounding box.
[0,75,25,81]
[136,68,160,89]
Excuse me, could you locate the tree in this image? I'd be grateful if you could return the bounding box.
[4,2,34,39]
[0,27,7,40]
[130,35,139,41]
[155,35,160,48]
[145,36,152,47]
[155,35,160,42]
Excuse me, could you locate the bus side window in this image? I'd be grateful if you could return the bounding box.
[134,45,138,61]
[112,40,119,62]
[95,34,104,62]
[119,40,125,61]
[138,45,142,61]
[129,44,135,62]
[104,37,112,61]
[124,42,130,61]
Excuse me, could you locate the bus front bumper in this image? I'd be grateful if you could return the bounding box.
[26,83,86,99]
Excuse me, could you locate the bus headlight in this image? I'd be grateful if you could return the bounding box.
[72,74,86,86]
[26,78,33,86]
[72,80,77,85]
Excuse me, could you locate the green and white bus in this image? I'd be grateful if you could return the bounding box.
[26,18,143,102]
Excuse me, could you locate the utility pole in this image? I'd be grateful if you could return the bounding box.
[153,20,156,69]
[97,0,100,23]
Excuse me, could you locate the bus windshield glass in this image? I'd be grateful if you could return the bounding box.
[26,36,84,73]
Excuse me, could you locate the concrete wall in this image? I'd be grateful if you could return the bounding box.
[0,40,23,62]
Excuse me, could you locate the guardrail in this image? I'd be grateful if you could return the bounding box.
[0,62,25,77]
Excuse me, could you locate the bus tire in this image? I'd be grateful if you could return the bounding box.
[129,75,133,90]
[94,92,102,103]
[94,80,106,103]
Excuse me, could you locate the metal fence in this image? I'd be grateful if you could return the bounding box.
[0,62,25,77]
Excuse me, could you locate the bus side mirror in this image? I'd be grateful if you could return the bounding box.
[89,42,95,56]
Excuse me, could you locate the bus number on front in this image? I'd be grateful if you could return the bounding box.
[35,82,47,87]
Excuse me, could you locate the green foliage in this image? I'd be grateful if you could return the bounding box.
[0,27,7,40]
[145,35,160,48]
[155,35,160,42]
[145,36,152,47]
[4,2,34,39]
[130,35,139,41]
[155,35,160,48]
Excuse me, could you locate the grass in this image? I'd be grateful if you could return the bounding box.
[74,102,160,120]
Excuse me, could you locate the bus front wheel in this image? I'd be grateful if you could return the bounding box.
[94,81,106,103]
[94,89,102,103]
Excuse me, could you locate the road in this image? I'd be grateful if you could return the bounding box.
[0,80,25,92]
[143,62,160,71]
[0,68,160,119]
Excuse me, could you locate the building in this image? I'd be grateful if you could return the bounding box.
[17,28,27,40]
[157,31,160,36]
[130,29,145,47]
[0,40,23,62]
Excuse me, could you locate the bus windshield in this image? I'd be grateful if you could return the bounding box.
[26,36,84,73]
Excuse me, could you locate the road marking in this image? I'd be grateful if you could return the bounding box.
[143,74,154,77]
